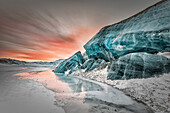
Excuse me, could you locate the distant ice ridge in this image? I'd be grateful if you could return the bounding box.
[0,58,64,67]
[54,0,170,80]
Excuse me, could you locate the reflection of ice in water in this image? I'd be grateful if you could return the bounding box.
[15,70,154,113]
[14,71,90,113]
[56,74,104,93]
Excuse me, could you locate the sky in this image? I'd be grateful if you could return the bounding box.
[0,0,160,62]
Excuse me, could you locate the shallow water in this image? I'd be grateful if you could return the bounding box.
[14,68,154,113]
[0,65,64,113]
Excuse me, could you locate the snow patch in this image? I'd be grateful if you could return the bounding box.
[71,67,170,113]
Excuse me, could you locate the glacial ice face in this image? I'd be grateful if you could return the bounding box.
[54,0,170,80]
[107,53,170,80]
[81,59,106,72]
[54,51,84,74]
[84,0,170,60]
[82,52,89,61]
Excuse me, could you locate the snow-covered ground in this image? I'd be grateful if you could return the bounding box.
[71,67,170,113]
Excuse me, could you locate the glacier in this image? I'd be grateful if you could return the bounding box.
[81,59,106,72]
[54,51,84,74]
[84,0,170,61]
[108,53,170,80]
[55,0,170,80]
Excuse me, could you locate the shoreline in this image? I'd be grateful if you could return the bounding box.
[69,74,151,108]
[70,68,170,113]
[0,64,169,113]
[0,64,65,113]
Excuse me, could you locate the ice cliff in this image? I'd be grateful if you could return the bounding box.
[84,0,170,61]
[55,0,170,80]
[54,51,84,74]
[108,53,170,80]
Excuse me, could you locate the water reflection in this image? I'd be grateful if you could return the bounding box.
[55,73,104,93]
[14,71,72,93]
[14,70,90,113]
[14,70,154,113]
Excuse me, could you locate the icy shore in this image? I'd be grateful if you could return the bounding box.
[0,64,65,113]
[71,68,170,113]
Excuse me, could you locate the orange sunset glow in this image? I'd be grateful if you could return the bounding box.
[0,26,99,62]
[0,0,160,62]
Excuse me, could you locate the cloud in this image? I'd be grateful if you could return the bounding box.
[0,0,160,61]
